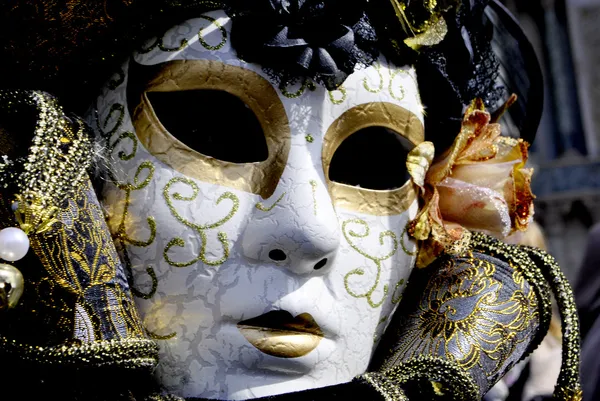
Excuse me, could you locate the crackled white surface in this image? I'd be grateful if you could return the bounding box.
[90,10,423,400]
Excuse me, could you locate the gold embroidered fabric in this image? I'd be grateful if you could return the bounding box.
[373,245,545,398]
[0,90,157,371]
[369,233,582,400]
[32,180,148,343]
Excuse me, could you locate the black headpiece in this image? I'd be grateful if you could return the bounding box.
[0,0,542,150]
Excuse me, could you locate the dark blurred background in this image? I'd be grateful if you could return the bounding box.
[500,0,600,285]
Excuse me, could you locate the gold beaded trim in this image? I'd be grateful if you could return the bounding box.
[0,337,158,369]
[521,245,583,401]
[372,355,480,401]
[0,90,92,234]
[362,372,409,401]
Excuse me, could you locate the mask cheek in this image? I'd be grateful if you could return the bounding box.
[329,205,418,342]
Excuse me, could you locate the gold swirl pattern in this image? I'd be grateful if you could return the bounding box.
[391,278,406,304]
[197,15,228,50]
[163,177,239,267]
[328,86,347,104]
[389,70,406,101]
[342,219,399,308]
[363,63,384,93]
[256,192,286,212]
[112,162,158,300]
[96,103,125,139]
[309,180,318,216]
[138,13,227,54]
[108,132,138,161]
[139,35,188,54]
[400,222,417,256]
[280,79,310,98]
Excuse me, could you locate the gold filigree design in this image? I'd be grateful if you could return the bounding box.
[108,132,138,161]
[163,177,239,267]
[342,219,399,308]
[328,86,347,104]
[13,194,59,235]
[309,180,318,216]
[400,222,417,256]
[138,12,228,54]
[147,329,177,340]
[0,91,93,236]
[364,62,384,93]
[391,278,406,304]
[111,161,158,299]
[281,78,310,98]
[139,35,188,54]
[256,192,285,212]
[389,70,406,101]
[99,109,157,300]
[96,103,125,139]
[197,15,227,50]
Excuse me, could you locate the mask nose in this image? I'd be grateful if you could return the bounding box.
[241,177,340,276]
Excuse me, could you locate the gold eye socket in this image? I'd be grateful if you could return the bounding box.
[127,59,291,199]
[322,102,424,216]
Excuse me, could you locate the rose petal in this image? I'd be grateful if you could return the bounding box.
[437,177,512,237]
[451,161,518,197]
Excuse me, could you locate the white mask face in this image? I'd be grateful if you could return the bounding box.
[90,9,424,400]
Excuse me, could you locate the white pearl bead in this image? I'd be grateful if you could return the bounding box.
[0,227,30,262]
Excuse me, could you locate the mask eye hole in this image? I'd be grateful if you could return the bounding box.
[147,90,268,163]
[328,126,413,190]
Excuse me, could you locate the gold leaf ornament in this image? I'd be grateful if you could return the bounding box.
[404,16,448,50]
[406,141,435,187]
[389,0,460,49]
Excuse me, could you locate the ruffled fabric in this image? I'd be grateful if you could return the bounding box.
[408,99,534,267]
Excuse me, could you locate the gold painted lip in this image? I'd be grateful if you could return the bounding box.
[237,311,324,358]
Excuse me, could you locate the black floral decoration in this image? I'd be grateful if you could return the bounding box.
[227,0,378,90]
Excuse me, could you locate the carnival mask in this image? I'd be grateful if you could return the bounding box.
[91,9,425,399]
